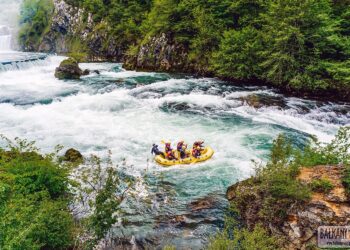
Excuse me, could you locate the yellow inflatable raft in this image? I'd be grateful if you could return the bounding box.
[155,146,214,167]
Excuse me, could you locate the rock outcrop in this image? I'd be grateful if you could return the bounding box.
[55,58,85,79]
[226,165,350,250]
[124,33,192,73]
[33,0,123,61]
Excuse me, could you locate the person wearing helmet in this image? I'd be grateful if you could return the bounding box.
[165,142,176,160]
[192,141,204,158]
[151,144,164,157]
[177,141,187,159]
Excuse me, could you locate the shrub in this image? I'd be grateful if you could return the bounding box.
[310,178,334,193]
[0,137,74,249]
[208,224,281,250]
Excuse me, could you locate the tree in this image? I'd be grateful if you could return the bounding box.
[211,27,263,79]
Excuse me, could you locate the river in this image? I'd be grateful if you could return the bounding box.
[1,1,350,248]
[1,55,349,247]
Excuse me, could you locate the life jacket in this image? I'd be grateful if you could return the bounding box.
[192,148,200,157]
[177,142,184,150]
[165,144,172,151]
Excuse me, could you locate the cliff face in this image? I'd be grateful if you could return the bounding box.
[34,0,194,69]
[124,33,192,73]
[35,0,124,61]
[227,165,350,250]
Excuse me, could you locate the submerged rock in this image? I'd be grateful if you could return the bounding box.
[64,148,83,163]
[239,94,287,109]
[55,58,83,79]
[188,196,219,211]
[82,69,90,75]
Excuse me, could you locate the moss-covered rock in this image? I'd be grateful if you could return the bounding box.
[63,148,83,163]
[55,58,83,79]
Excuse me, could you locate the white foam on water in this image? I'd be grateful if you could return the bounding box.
[0,56,79,104]
[101,69,159,78]
[0,59,347,170]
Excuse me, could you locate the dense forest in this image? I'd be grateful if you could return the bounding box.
[19,0,350,98]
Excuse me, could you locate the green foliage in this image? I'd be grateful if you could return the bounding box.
[310,178,334,193]
[66,37,89,62]
[163,246,176,250]
[0,137,74,249]
[211,27,263,79]
[208,224,281,250]
[0,136,137,249]
[70,152,136,247]
[252,135,311,223]
[220,128,349,249]
[295,126,350,166]
[19,0,54,49]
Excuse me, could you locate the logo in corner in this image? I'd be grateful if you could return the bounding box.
[318,226,350,248]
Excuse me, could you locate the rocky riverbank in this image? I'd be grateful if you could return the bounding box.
[226,165,350,249]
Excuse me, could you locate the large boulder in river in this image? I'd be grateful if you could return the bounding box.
[55,58,83,79]
[64,148,83,163]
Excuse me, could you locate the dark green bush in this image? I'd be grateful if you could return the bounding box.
[208,224,281,250]
[310,178,334,193]
[0,139,74,249]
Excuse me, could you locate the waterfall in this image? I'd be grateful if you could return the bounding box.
[0,0,47,71]
[0,0,23,51]
[0,25,12,51]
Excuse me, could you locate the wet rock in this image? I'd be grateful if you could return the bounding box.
[82,69,90,75]
[64,148,83,163]
[124,33,193,73]
[156,214,201,229]
[115,79,124,84]
[189,196,219,211]
[239,94,286,109]
[55,58,83,79]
